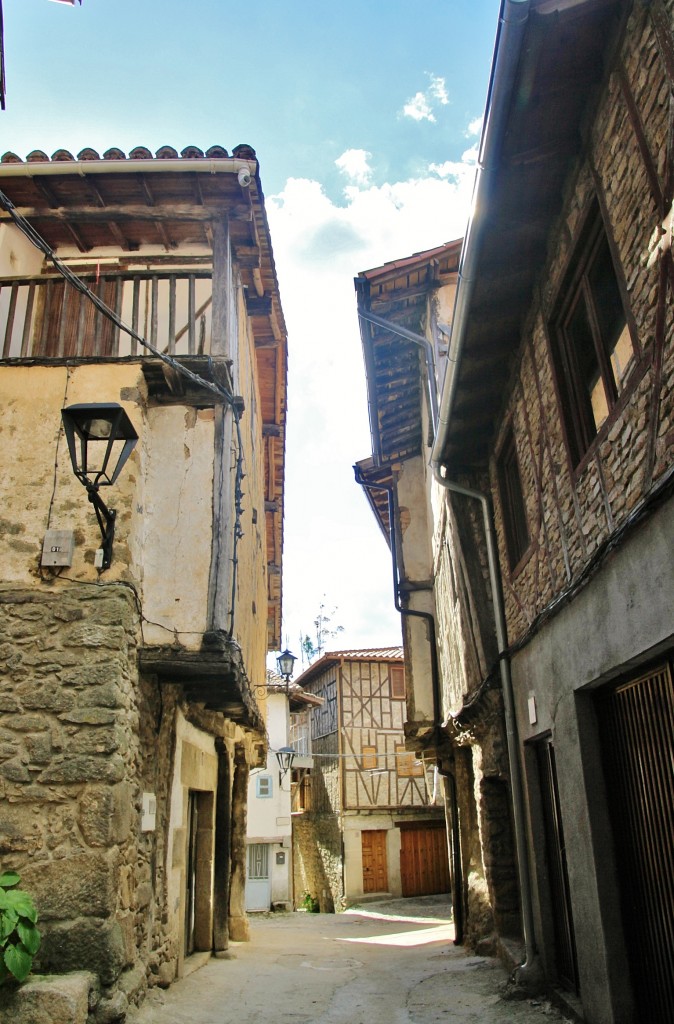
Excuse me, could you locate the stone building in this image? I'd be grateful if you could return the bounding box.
[355,240,521,956]
[245,676,320,912]
[292,649,448,911]
[361,1,674,1022]
[0,144,287,1018]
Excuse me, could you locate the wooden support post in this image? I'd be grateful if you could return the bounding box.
[207,215,235,633]
[228,744,250,942]
[213,738,232,955]
[211,217,231,358]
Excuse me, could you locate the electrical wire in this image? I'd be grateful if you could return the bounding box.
[0,187,248,642]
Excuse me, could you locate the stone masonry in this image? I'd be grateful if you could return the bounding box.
[0,582,164,1018]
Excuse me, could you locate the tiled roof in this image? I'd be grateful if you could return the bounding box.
[322,647,403,661]
[293,646,404,687]
[1,144,254,164]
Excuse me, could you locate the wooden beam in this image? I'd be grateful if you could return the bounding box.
[0,204,216,224]
[245,294,272,315]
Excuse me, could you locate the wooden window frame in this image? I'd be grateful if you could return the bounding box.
[361,745,377,770]
[396,744,424,778]
[390,664,406,699]
[256,774,273,799]
[550,201,638,467]
[496,423,530,572]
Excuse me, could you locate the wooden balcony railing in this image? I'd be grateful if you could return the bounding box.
[0,272,214,360]
[289,720,312,757]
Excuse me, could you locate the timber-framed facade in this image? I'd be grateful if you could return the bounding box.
[292,649,448,910]
[0,144,287,1017]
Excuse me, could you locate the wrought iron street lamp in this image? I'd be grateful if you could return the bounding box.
[61,402,138,571]
[276,649,297,686]
[275,745,296,783]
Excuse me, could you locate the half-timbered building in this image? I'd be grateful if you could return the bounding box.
[359,1,674,1022]
[291,648,448,909]
[0,144,287,1016]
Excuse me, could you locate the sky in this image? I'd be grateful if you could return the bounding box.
[1,0,500,670]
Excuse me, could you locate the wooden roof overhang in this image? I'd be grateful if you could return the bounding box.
[355,242,461,466]
[354,456,394,545]
[0,145,287,651]
[437,0,626,473]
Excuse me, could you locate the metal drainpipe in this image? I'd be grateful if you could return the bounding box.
[353,466,466,942]
[353,467,441,729]
[436,762,465,945]
[432,469,539,983]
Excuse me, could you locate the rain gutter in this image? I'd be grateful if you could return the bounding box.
[429,0,541,984]
[0,158,257,179]
[430,0,529,476]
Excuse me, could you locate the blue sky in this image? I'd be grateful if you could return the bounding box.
[2,0,500,667]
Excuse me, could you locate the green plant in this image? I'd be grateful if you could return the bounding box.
[299,890,319,913]
[0,872,40,985]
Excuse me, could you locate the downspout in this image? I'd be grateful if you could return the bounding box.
[432,473,538,981]
[429,0,540,982]
[353,466,465,942]
[353,467,441,730]
[436,762,465,945]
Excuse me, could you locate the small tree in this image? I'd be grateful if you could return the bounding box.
[0,872,40,985]
[300,598,344,664]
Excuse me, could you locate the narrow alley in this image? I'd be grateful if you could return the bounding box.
[129,898,572,1024]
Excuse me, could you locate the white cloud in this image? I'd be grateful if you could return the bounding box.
[402,91,436,123]
[429,144,478,184]
[335,148,373,187]
[401,74,450,123]
[465,115,483,137]
[267,153,476,659]
[428,74,450,106]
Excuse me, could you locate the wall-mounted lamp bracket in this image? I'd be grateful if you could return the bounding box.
[86,485,116,570]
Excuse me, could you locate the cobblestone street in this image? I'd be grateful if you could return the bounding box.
[129,898,573,1024]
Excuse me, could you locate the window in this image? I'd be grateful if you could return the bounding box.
[292,770,312,812]
[256,775,273,799]
[497,425,530,570]
[396,744,424,778]
[362,745,377,770]
[551,203,636,465]
[390,665,405,698]
[247,843,269,879]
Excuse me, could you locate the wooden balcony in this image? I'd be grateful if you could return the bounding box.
[139,632,264,730]
[0,271,214,360]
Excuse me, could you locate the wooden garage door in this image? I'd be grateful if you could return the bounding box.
[400,823,450,897]
[598,663,674,1023]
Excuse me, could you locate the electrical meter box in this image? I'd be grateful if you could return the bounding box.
[41,530,75,567]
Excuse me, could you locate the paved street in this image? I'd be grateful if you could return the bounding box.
[129,897,572,1024]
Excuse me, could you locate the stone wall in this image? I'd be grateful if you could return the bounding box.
[0,582,170,1016]
[489,1,674,646]
[292,813,343,913]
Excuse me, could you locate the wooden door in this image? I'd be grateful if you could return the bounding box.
[535,738,579,992]
[399,824,450,897]
[598,664,674,1023]
[362,829,388,893]
[185,792,198,955]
